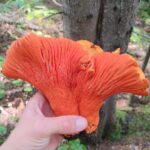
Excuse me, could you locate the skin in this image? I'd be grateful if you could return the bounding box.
[0,92,87,150]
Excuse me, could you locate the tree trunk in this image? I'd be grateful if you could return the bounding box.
[63,0,139,145]
[142,45,150,72]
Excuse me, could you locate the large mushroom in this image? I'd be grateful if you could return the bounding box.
[2,33,149,133]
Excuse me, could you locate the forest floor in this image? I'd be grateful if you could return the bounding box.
[0,1,150,150]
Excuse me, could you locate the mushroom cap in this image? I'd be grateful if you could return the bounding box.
[2,33,149,133]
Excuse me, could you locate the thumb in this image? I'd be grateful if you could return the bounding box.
[42,116,88,135]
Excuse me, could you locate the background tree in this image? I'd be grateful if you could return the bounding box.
[62,0,140,145]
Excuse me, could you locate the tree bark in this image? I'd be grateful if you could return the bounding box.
[63,0,101,41]
[63,0,139,145]
[142,45,150,72]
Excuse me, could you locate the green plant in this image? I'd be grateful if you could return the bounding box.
[108,121,122,141]
[141,103,150,114]
[12,79,23,86]
[0,0,42,13]
[0,125,7,136]
[26,7,57,20]
[0,56,4,68]
[0,90,5,100]
[58,139,87,150]
[138,0,150,23]
[0,83,5,90]
[108,110,128,141]
[130,27,149,47]
[116,110,127,121]
[130,27,143,44]
[128,114,150,135]
[127,104,150,137]
[24,85,33,93]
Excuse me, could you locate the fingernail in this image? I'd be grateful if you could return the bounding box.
[76,117,87,131]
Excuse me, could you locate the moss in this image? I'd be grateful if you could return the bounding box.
[141,103,150,114]
[128,113,150,135]
[116,110,128,121]
[107,104,150,142]
[108,110,128,141]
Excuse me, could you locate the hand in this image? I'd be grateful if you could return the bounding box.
[0,92,87,150]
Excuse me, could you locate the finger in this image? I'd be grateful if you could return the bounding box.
[42,116,88,135]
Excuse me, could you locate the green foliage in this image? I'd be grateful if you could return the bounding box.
[108,110,127,141]
[142,96,150,105]
[0,125,7,136]
[109,104,150,141]
[0,0,58,20]
[130,27,149,46]
[116,110,127,121]
[0,90,5,100]
[12,79,23,87]
[0,0,42,12]
[12,0,41,8]
[141,103,150,114]
[58,139,87,150]
[0,83,5,90]
[130,27,143,44]
[0,125,7,145]
[24,85,33,93]
[128,113,150,135]
[0,56,4,68]
[127,104,150,138]
[108,121,122,141]
[27,6,57,20]
[138,0,150,23]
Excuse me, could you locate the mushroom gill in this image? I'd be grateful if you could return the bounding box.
[2,33,149,133]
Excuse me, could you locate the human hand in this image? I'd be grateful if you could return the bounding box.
[0,92,87,150]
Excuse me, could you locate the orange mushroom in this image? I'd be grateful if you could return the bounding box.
[2,33,149,133]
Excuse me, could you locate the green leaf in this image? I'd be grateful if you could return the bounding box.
[0,56,4,68]
[24,86,33,93]
[69,139,87,150]
[0,90,5,100]
[12,80,23,86]
[58,144,69,150]
[58,139,87,150]
[0,125,7,136]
